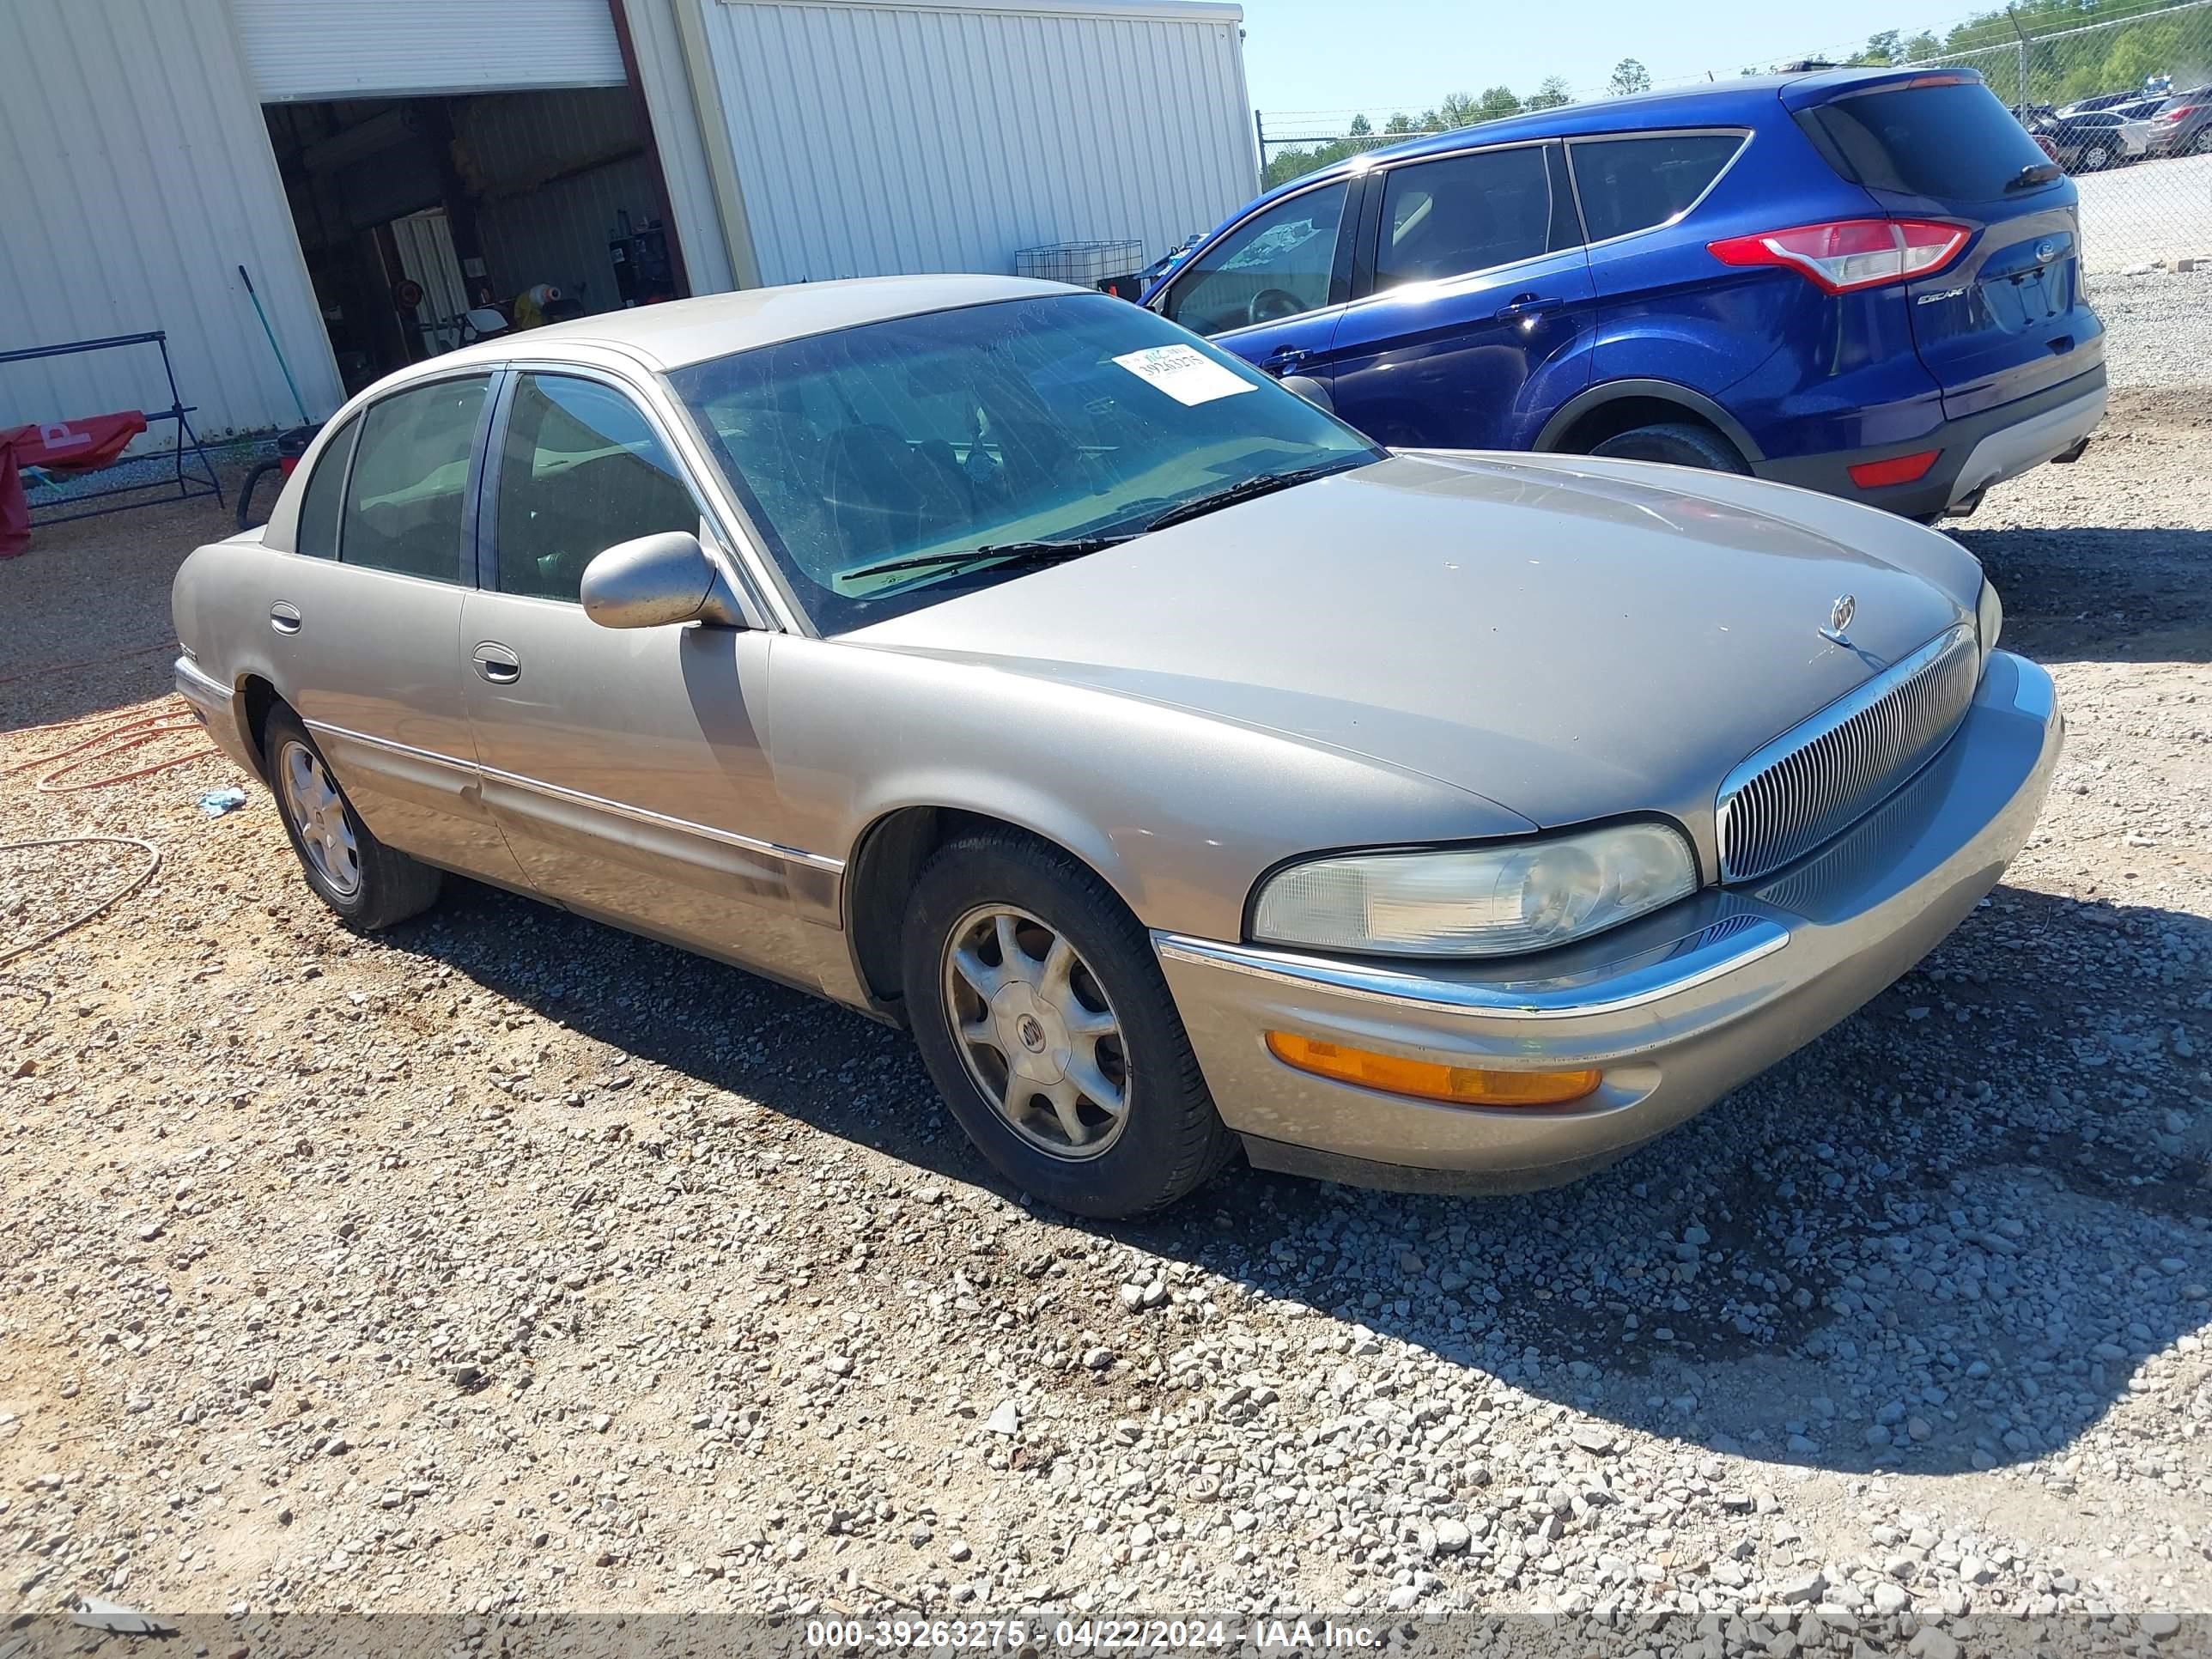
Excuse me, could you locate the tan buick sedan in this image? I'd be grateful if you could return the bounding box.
[173,276,2060,1217]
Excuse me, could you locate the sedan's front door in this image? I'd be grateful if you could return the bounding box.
[459,369,824,979]
[1326,143,1595,450]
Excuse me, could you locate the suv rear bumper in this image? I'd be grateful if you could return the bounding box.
[1753,365,2106,518]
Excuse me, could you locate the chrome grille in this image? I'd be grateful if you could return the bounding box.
[1717,624,1980,883]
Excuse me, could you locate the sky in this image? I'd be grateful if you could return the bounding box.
[1236,0,1977,125]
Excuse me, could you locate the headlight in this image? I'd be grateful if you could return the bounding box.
[1976,578,2003,663]
[1250,823,1698,958]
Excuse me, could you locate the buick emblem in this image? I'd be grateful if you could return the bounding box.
[1016,1013,1048,1053]
[1820,593,1856,646]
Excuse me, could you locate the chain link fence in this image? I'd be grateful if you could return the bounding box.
[1255,0,2212,272]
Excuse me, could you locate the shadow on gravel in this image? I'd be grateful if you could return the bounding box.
[1954,525,2212,665]
[383,871,2212,1483]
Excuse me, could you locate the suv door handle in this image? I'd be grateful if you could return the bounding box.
[269,602,301,635]
[1494,293,1565,321]
[1261,346,1309,376]
[472,641,521,684]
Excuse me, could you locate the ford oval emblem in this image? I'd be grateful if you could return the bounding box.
[2035,238,2059,263]
[1820,593,1856,646]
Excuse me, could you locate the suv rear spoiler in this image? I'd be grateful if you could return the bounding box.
[1778,64,1986,112]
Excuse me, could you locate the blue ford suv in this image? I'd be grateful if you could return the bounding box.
[1145,67,2105,520]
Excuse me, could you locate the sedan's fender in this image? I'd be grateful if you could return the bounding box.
[758,635,1540,947]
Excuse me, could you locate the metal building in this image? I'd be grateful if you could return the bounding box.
[0,0,1256,440]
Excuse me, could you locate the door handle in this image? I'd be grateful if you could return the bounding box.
[1494,293,1565,321]
[1261,346,1309,377]
[471,641,521,684]
[269,602,301,635]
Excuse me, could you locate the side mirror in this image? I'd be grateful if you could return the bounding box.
[580,532,745,629]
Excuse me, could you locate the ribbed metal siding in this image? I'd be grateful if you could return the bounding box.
[620,0,737,294]
[234,0,627,101]
[1716,626,1982,884]
[699,0,1258,287]
[0,0,345,437]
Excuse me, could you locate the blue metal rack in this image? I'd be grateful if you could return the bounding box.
[1,331,224,526]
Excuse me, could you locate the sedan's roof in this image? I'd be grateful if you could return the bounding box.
[423,274,1073,376]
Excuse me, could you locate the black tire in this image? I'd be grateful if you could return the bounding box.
[235,459,287,532]
[1588,421,1750,474]
[264,704,442,930]
[901,830,1236,1218]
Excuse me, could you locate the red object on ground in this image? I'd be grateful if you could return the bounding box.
[0,411,150,557]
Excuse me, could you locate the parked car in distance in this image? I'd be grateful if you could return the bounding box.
[2033,107,2149,169]
[1145,65,2106,523]
[173,278,2060,1217]
[2055,89,2141,117]
[2146,87,2212,155]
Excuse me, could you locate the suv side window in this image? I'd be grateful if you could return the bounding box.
[293,414,359,559]
[1568,133,1744,243]
[1374,146,1565,289]
[1164,180,1351,337]
[494,374,700,602]
[339,375,490,583]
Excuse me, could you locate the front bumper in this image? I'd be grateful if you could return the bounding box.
[1154,651,2062,1194]
[1754,366,2106,520]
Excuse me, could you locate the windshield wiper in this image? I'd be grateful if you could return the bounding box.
[2007,161,2064,191]
[840,532,1134,586]
[1139,459,1364,535]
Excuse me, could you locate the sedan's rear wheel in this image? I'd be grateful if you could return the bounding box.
[902,830,1235,1216]
[264,705,442,930]
[2081,143,2113,171]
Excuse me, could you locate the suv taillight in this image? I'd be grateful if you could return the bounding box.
[2162,104,2197,121]
[1707,219,1970,293]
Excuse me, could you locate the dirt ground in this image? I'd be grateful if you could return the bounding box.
[3,281,2209,1653]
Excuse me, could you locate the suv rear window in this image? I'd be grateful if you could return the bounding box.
[1567,133,1745,241]
[1797,81,2055,201]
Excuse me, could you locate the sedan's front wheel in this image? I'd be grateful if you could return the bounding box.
[902,830,1235,1217]
[264,704,442,930]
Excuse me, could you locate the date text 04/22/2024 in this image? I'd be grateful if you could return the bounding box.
[801,1618,1382,1650]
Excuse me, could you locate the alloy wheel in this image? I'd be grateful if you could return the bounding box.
[941,903,1129,1159]
[278,738,362,898]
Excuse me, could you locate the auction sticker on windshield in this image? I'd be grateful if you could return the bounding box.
[1110,343,1255,407]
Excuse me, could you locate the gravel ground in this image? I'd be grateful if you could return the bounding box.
[3,277,2210,1653]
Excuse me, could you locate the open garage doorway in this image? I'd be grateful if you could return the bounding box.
[263,87,685,397]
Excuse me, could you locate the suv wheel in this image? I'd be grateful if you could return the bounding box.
[1588,422,1749,475]
[901,829,1236,1217]
[2081,143,2113,170]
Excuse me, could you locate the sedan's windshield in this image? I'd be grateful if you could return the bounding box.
[665,293,1380,631]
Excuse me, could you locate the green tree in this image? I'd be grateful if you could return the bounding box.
[1524,74,1575,110]
[1475,85,1523,121]
[1348,112,1373,136]
[1383,111,1418,134]
[1853,28,1903,64]
[1609,58,1651,96]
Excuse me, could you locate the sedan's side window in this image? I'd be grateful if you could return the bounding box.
[493,374,701,603]
[1374,147,1564,289]
[292,414,358,560]
[339,375,490,583]
[1164,180,1351,337]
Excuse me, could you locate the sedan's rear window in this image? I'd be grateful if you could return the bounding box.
[1796,80,2056,201]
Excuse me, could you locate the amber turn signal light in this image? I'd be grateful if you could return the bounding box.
[1264,1032,1601,1108]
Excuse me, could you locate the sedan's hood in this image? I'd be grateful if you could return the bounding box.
[841,452,1981,830]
